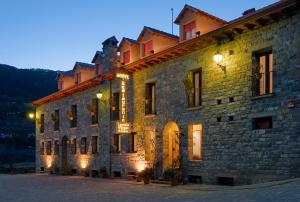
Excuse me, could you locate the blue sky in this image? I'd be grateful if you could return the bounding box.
[0,0,277,71]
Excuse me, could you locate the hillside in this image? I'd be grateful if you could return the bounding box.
[0,64,58,135]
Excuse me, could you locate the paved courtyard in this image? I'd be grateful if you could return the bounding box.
[0,174,300,202]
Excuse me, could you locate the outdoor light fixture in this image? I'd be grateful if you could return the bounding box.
[213,52,226,73]
[96,92,103,99]
[28,112,35,120]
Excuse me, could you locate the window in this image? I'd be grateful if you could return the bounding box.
[184,21,196,40]
[128,133,137,153]
[114,134,121,152]
[40,142,45,155]
[143,40,153,57]
[91,136,98,154]
[111,92,120,121]
[253,50,273,96]
[46,141,52,155]
[75,72,81,84]
[123,50,130,64]
[188,69,202,107]
[71,138,77,155]
[70,105,77,128]
[80,137,87,154]
[54,110,59,131]
[145,83,156,115]
[54,140,59,155]
[188,124,202,160]
[253,116,272,130]
[144,130,155,161]
[58,80,64,90]
[40,114,45,133]
[91,99,99,124]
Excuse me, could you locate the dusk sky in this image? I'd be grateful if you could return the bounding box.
[0,0,277,71]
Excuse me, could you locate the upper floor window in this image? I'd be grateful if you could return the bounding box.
[40,114,45,133]
[80,137,87,154]
[184,21,196,40]
[145,83,156,115]
[91,136,98,154]
[58,80,64,90]
[40,142,45,155]
[70,105,77,128]
[111,92,120,121]
[91,98,99,125]
[253,50,273,96]
[128,133,137,153]
[123,50,131,64]
[53,110,60,131]
[186,69,202,108]
[71,138,77,155]
[75,72,81,84]
[143,40,153,57]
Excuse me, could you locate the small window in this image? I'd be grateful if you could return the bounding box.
[114,134,121,152]
[70,105,77,128]
[46,141,52,155]
[188,69,202,108]
[183,21,196,40]
[188,124,202,160]
[71,138,77,155]
[75,72,81,84]
[217,99,222,105]
[128,133,137,153]
[80,137,87,154]
[91,99,99,124]
[253,116,272,130]
[54,110,60,131]
[40,142,45,155]
[111,92,120,121]
[253,50,273,96]
[40,114,45,133]
[143,40,153,57]
[229,97,235,103]
[145,83,156,115]
[58,80,64,90]
[123,50,130,64]
[54,140,59,155]
[91,136,98,154]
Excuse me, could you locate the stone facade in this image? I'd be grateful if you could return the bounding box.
[35,3,300,185]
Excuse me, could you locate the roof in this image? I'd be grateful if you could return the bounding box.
[91,51,103,63]
[56,70,74,80]
[137,26,179,42]
[102,36,118,46]
[118,37,139,51]
[174,4,228,24]
[73,62,95,70]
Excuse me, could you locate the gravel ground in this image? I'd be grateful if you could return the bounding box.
[0,174,299,202]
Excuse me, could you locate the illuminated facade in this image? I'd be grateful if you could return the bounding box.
[33,1,300,185]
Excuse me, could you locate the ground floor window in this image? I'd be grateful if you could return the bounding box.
[91,136,98,154]
[54,140,59,155]
[253,116,272,130]
[80,137,87,154]
[71,138,77,154]
[188,124,202,160]
[46,141,52,155]
[114,134,121,152]
[128,133,137,153]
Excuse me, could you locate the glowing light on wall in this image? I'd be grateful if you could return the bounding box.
[46,156,53,168]
[136,161,145,172]
[28,112,35,120]
[80,156,89,169]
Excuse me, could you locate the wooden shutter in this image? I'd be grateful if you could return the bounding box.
[123,50,130,64]
[144,40,153,56]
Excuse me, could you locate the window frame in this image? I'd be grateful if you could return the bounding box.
[40,114,45,134]
[145,82,156,115]
[91,136,98,154]
[111,92,120,121]
[80,137,87,154]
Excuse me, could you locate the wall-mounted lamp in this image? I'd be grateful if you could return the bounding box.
[213,52,226,73]
[28,112,35,120]
[96,92,103,100]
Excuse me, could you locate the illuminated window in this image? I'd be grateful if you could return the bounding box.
[143,40,153,57]
[128,133,137,153]
[111,92,120,121]
[253,50,273,96]
[123,50,130,64]
[40,114,45,133]
[54,140,59,155]
[114,134,121,152]
[54,110,59,131]
[40,142,45,155]
[188,69,202,107]
[80,137,87,154]
[91,136,98,154]
[46,141,52,155]
[145,83,156,115]
[184,21,196,40]
[188,124,202,160]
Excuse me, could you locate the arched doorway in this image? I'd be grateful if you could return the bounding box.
[61,136,69,174]
[163,121,180,171]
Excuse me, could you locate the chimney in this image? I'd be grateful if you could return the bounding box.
[102,36,119,74]
[243,8,256,16]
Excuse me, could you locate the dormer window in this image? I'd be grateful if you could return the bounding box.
[75,72,81,84]
[184,21,196,40]
[123,50,130,64]
[143,40,153,57]
[58,80,64,90]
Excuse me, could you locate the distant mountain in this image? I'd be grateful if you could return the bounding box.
[0,64,58,135]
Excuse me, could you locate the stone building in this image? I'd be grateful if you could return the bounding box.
[32,0,300,185]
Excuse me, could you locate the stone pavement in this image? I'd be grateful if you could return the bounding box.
[0,174,299,202]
